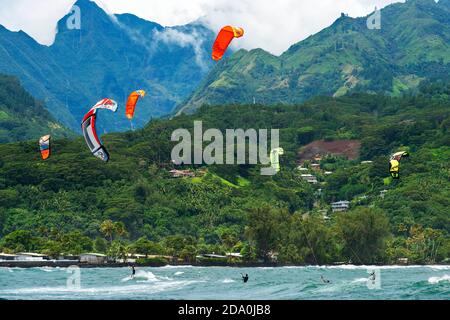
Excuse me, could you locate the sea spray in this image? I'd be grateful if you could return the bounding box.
[428,275,450,284]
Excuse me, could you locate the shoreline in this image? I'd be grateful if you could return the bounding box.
[1,261,448,269]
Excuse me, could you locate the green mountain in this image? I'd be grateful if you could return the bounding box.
[0,0,215,132]
[0,82,448,264]
[0,74,72,143]
[178,0,450,114]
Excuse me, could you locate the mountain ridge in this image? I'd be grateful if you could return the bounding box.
[0,0,215,132]
[178,0,450,114]
[0,74,72,143]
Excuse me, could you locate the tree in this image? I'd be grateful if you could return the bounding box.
[1,230,35,252]
[406,225,444,264]
[100,220,115,243]
[245,206,289,262]
[93,237,108,253]
[114,222,129,239]
[132,237,163,257]
[99,220,129,243]
[108,241,128,263]
[42,240,63,259]
[240,243,257,262]
[278,214,340,265]
[336,207,391,264]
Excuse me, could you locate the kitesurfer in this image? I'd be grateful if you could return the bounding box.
[369,271,376,282]
[241,273,249,283]
[321,275,331,284]
[131,265,136,279]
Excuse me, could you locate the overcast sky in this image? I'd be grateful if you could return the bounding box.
[0,0,405,55]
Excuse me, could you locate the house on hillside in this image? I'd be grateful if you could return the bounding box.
[301,174,318,184]
[331,201,350,213]
[169,169,196,178]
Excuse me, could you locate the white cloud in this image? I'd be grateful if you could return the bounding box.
[0,0,405,54]
[153,28,209,71]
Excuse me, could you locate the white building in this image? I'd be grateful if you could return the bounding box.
[0,253,18,261]
[15,253,49,261]
[301,174,318,184]
[331,201,350,212]
[380,190,388,198]
[80,253,107,264]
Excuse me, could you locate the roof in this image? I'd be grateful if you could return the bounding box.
[0,253,17,257]
[332,201,350,205]
[126,254,147,258]
[16,252,48,257]
[201,254,227,259]
[80,253,107,257]
[226,253,243,258]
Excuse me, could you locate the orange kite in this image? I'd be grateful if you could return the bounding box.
[125,90,146,120]
[212,26,244,61]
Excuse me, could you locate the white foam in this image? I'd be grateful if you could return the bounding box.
[174,272,184,276]
[351,278,369,284]
[428,266,450,271]
[312,265,450,270]
[222,278,236,283]
[121,271,160,283]
[0,275,200,298]
[428,275,450,284]
[161,265,194,269]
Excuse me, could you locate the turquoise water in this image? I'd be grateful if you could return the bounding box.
[0,266,448,300]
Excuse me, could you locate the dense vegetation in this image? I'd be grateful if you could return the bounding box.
[0,75,72,142]
[0,82,449,265]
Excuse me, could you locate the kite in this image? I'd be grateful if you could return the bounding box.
[81,98,118,162]
[39,135,51,160]
[389,151,409,179]
[212,26,244,61]
[125,90,146,120]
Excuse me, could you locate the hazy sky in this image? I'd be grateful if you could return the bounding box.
[0,0,405,55]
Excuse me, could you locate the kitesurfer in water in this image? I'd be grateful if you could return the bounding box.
[369,271,376,282]
[241,273,249,283]
[131,265,136,279]
[321,275,331,284]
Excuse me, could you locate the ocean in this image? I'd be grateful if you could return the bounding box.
[0,265,448,300]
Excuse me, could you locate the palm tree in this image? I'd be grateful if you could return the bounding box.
[114,222,129,239]
[100,220,115,243]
